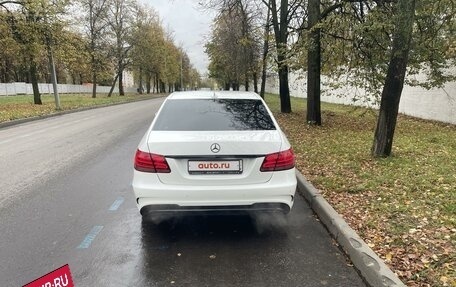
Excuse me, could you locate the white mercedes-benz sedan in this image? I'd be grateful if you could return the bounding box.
[132,91,297,219]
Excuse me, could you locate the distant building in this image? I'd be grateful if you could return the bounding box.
[122,70,135,88]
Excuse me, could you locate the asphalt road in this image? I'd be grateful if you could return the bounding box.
[0,98,367,287]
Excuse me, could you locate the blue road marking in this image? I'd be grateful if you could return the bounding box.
[109,196,124,211]
[77,226,103,249]
[154,245,170,251]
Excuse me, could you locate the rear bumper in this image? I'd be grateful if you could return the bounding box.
[132,169,297,215]
[140,203,291,216]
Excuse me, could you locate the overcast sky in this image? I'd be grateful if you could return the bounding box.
[145,0,215,75]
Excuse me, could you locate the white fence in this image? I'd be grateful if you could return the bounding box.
[0,82,137,96]
[265,72,456,125]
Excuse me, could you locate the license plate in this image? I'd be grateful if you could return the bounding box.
[188,160,243,174]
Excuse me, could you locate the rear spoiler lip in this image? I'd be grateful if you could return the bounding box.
[165,154,266,159]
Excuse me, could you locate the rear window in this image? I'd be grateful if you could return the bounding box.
[152,99,276,131]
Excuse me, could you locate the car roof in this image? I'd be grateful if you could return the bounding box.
[167,91,262,100]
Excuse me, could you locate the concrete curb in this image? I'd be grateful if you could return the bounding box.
[0,95,166,130]
[296,171,406,287]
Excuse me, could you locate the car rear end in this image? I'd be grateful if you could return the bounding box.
[132,92,297,217]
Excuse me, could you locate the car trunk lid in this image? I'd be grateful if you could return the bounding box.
[147,131,282,185]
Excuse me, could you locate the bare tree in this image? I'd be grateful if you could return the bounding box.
[203,0,262,91]
[259,0,271,98]
[79,0,109,98]
[262,0,294,112]
[107,0,133,96]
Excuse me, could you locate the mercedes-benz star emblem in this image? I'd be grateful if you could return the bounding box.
[210,143,221,153]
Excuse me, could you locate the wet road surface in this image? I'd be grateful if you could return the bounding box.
[0,98,366,287]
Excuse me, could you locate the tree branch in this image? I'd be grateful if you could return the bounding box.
[322,31,353,42]
[321,0,363,19]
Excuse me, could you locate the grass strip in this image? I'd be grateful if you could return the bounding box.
[265,93,455,287]
[0,93,165,123]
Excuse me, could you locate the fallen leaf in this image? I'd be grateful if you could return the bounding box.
[386,253,393,261]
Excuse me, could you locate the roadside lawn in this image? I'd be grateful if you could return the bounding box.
[265,94,455,287]
[0,93,165,123]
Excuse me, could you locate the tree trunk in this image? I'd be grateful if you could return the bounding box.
[138,67,143,94]
[4,58,11,82]
[1,61,4,82]
[306,0,321,125]
[270,0,291,113]
[152,76,154,93]
[260,1,271,99]
[278,61,291,113]
[233,81,239,91]
[146,73,151,94]
[29,56,41,105]
[108,73,119,97]
[91,54,97,98]
[46,38,60,110]
[372,0,416,157]
[253,71,258,93]
[92,74,97,99]
[154,74,158,93]
[1,61,5,83]
[118,67,124,96]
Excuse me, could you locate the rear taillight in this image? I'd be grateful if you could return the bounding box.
[260,148,295,172]
[134,150,171,173]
